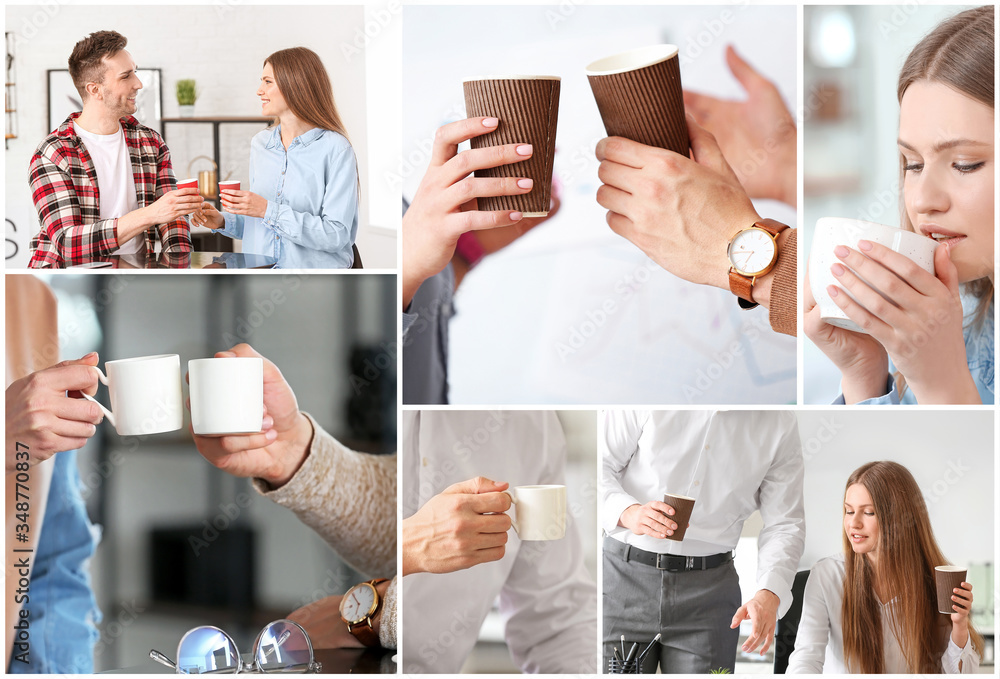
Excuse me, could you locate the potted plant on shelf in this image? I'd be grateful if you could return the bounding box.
[176,79,197,117]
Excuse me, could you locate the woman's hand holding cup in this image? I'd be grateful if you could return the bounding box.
[187,343,313,489]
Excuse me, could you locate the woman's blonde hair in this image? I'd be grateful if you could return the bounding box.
[896,6,994,324]
[264,47,351,142]
[841,461,984,673]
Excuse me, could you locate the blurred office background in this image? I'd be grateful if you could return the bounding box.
[802,5,977,402]
[5,5,398,268]
[460,410,597,673]
[730,410,994,673]
[32,272,396,672]
[403,5,796,405]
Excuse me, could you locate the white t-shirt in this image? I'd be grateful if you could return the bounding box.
[75,123,142,254]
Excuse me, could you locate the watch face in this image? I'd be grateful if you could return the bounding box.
[728,228,777,276]
[341,583,377,624]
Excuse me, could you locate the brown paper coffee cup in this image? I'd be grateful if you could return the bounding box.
[663,493,696,542]
[463,76,561,217]
[586,45,689,155]
[935,566,967,614]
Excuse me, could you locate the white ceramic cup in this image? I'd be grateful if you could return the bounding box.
[809,217,938,334]
[188,357,264,435]
[82,354,183,436]
[503,484,567,541]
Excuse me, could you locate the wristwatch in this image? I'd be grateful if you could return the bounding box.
[727,218,788,309]
[340,578,389,647]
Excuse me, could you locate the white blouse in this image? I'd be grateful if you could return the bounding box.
[787,554,980,674]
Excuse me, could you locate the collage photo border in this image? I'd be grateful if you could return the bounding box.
[3,0,999,676]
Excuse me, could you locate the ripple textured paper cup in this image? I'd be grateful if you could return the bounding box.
[935,566,967,614]
[663,493,696,542]
[586,45,689,155]
[463,77,560,217]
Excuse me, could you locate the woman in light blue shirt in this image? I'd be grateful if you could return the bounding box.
[805,7,994,405]
[194,47,359,268]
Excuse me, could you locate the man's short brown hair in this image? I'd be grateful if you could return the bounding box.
[68,30,128,100]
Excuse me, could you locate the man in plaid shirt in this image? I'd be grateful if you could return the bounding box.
[28,31,200,268]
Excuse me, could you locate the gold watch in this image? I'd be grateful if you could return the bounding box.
[727,218,788,309]
[339,578,388,647]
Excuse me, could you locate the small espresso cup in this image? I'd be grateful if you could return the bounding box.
[934,565,968,614]
[809,217,938,334]
[82,354,184,436]
[188,357,264,435]
[662,493,696,542]
[503,484,567,541]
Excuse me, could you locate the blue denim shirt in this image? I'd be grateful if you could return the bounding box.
[219,125,359,268]
[834,291,995,405]
[9,451,101,674]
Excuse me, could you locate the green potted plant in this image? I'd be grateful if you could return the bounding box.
[176,79,197,117]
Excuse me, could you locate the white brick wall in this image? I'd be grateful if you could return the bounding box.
[4,4,397,267]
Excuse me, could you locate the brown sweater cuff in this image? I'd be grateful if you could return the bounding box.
[769,228,797,336]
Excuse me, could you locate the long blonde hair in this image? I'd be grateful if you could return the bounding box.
[264,47,351,142]
[841,462,984,673]
[896,6,994,326]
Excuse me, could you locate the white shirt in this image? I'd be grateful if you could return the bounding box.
[75,123,142,254]
[401,411,597,674]
[787,554,980,673]
[601,410,805,617]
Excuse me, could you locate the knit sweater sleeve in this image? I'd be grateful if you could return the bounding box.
[769,227,797,337]
[251,413,396,577]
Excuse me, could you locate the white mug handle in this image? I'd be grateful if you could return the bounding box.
[80,366,115,429]
[503,490,519,535]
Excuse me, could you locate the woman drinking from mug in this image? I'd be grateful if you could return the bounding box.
[805,7,994,404]
[193,47,359,268]
[787,461,982,673]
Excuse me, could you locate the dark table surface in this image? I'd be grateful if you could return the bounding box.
[103,647,397,673]
[59,252,277,269]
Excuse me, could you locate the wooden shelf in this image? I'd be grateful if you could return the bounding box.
[5,134,15,140]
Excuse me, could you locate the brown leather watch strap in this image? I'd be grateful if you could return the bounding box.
[754,218,788,238]
[728,219,790,308]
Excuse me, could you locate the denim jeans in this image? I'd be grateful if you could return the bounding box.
[9,451,101,674]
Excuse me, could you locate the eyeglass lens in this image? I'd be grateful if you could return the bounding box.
[177,627,241,674]
[256,621,313,672]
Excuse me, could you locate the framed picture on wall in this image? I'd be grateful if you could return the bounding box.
[46,68,162,133]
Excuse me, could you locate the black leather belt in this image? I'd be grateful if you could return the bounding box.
[608,538,732,572]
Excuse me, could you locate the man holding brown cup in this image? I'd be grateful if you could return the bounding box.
[601,410,805,673]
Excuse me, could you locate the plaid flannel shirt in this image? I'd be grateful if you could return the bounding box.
[28,113,192,268]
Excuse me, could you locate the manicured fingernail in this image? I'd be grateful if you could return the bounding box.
[482,117,498,128]
[666,530,673,536]
[834,245,850,258]
[262,416,274,429]
[85,351,98,358]
[858,240,873,251]
[517,178,533,189]
[516,144,533,156]
[265,429,278,441]
[831,263,845,276]
[510,211,523,221]
[827,285,839,298]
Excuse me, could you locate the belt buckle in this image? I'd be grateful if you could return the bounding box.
[685,556,695,571]
[656,554,683,572]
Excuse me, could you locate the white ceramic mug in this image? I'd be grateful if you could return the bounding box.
[809,217,938,334]
[503,485,567,541]
[188,357,264,435]
[82,354,183,436]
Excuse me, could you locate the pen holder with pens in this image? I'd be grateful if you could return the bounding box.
[607,656,642,673]
[609,634,660,674]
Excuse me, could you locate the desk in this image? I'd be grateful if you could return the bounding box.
[104,647,396,674]
[59,252,277,269]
